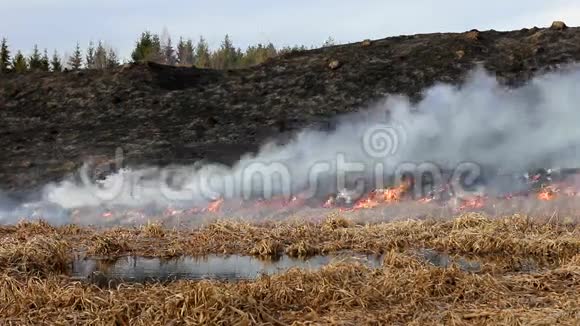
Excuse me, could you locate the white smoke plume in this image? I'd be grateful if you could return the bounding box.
[3,66,580,224]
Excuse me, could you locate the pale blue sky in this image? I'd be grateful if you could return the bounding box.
[1,0,579,61]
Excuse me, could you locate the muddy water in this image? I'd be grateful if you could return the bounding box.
[72,253,382,285]
[71,250,502,286]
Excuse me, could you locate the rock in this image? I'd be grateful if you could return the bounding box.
[550,21,567,30]
[361,39,372,47]
[328,60,341,70]
[465,30,480,41]
[455,50,465,59]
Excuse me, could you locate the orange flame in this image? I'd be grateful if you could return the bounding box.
[206,198,224,213]
[537,186,557,201]
[418,197,434,204]
[457,196,486,211]
[352,182,410,210]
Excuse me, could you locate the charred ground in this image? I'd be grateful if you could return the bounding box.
[1,25,580,191]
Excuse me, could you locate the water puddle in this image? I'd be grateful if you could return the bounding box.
[416,249,482,272]
[70,249,516,287]
[72,253,382,285]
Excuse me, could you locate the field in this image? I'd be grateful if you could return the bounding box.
[1,212,580,325]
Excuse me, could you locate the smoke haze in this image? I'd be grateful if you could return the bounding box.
[3,66,580,224]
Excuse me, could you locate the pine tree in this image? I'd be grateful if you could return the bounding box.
[86,41,95,69]
[68,43,83,70]
[212,34,240,69]
[241,42,278,67]
[186,39,195,65]
[194,36,210,68]
[50,50,62,72]
[40,49,50,71]
[163,36,176,65]
[0,38,11,73]
[94,41,107,69]
[151,34,162,62]
[176,37,195,66]
[322,36,336,47]
[12,51,28,73]
[106,48,119,68]
[28,45,42,71]
[131,31,162,62]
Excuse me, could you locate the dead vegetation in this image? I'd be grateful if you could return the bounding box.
[2,213,580,265]
[1,213,580,323]
[86,235,130,256]
[1,256,580,324]
[250,239,283,257]
[285,240,320,258]
[140,221,165,238]
[0,235,70,276]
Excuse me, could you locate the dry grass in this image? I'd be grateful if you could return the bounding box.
[2,213,580,323]
[285,240,320,258]
[322,213,352,230]
[0,235,70,276]
[1,258,580,324]
[86,235,130,256]
[250,239,283,257]
[140,221,165,238]
[2,213,579,264]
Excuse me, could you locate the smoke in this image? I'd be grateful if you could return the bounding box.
[4,66,580,224]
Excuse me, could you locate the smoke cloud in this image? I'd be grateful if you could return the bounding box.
[3,66,580,224]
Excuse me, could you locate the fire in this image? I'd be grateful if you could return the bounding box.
[457,196,486,211]
[323,196,336,208]
[537,190,555,201]
[418,197,434,204]
[206,198,224,213]
[253,195,302,209]
[352,182,410,210]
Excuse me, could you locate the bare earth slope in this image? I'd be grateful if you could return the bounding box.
[1,26,580,191]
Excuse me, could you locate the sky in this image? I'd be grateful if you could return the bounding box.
[1,0,580,61]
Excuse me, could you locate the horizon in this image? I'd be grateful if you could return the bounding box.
[1,1,580,61]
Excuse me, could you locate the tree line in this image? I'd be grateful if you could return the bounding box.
[0,32,336,74]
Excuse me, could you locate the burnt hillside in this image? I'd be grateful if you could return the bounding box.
[1,24,580,191]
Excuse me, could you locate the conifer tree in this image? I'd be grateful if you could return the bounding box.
[176,37,195,66]
[68,43,83,70]
[106,48,119,68]
[94,41,107,69]
[194,36,210,68]
[12,51,28,73]
[50,50,62,72]
[212,34,240,69]
[163,36,176,65]
[40,49,50,71]
[322,36,336,47]
[131,31,162,62]
[86,41,95,69]
[28,45,42,71]
[0,38,11,73]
